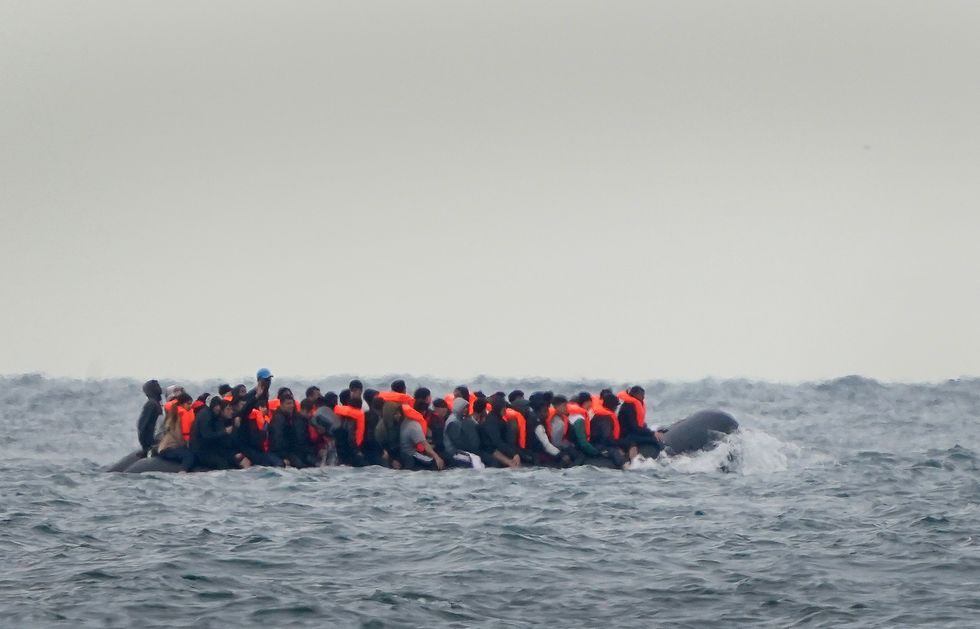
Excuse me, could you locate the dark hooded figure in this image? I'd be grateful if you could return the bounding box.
[137,379,163,454]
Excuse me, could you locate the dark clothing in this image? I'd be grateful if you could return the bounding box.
[618,402,662,454]
[362,410,388,466]
[589,416,629,468]
[189,407,240,470]
[376,402,401,462]
[269,411,316,467]
[445,417,481,454]
[427,411,446,455]
[157,445,195,472]
[479,412,516,458]
[137,399,162,453]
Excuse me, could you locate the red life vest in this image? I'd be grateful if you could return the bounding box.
[566,403,591,440]
[401,404,429,453]
[379,391,414,405]
[617,390,646,427]
[334,404,366,447]
[248,408,272,452]
[592,396,621,440]
[503,408,527,449]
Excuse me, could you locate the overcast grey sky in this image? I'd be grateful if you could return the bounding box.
[1,1,979,383]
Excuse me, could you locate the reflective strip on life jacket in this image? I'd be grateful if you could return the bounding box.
[334,404,366,447]
[401,404,429,453]
[503,408,527,449]
[617,391,646,427]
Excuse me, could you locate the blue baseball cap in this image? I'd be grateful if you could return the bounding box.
[256,368,273,380]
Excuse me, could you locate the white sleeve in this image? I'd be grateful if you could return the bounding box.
[534,424,560,456]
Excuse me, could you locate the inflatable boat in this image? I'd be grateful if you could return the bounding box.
[107,409,739,473]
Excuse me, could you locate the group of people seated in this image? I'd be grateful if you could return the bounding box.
[136,368,666,472]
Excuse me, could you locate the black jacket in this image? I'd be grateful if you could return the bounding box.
[479,412,516,457]
[269,411,314,463]
[190,407,235,453]
[137,399,162,451]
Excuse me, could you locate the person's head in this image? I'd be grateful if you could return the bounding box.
[322,391,339,409]
[628,385,645,402]
[490,391,506,404]
[218,383,232,397]
[233,398,246,414]
[432,398,449,418]
[349,379,364,397]
[472,397,488,417]
[552,395,568,413]
[414,387,432,405]
[575,391,592,408]
[305,386,321,401]
[176,392,193,410]
[508,390,525,403]
[256,395,269,411]
[489,396,507,416]
[143,379,163,400]
[165,385,184,401]
[208,395,223,411]
[339,388,353,407]
[451,397,469,417]
[363,388,379,407]
[453,385,470,400]
[234,384,248,397]
[602,392,620,411]
[256,367,273,386]
[278,388,295,413]
[370,395,385,412]
[300,399,314,417]
[391,379,406,394]
[220,400,235,419]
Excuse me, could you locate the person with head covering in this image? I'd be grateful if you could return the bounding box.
[136,379,163,455]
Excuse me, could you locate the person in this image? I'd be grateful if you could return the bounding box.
[478,397,521,468]
[375,381,410,468]
[190,397,250,470]
[546,395,585,467]
[333,389,366,466]
[239,368,274,421]
[349,379,366,410]
[399,402,444,470]
[360,389,388,466]
[443,397,484,468]
[527,391,563,462]
[218,383,233,400]
[311,393,342,466]
[567,392,601,459]
[270,389,316,467]
[238,395,282,466]
[617,386,664,457]
[136,379,163,454]
[591,392,629,468]
[157,392,196,471]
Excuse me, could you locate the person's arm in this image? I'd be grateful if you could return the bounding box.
[533,424,561,456]
[199,412,224,443]
[422,440,444,470]
[487,416,516,457]
[549,417,566,449]
[136,401,159,451]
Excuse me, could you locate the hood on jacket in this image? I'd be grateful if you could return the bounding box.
[451,397,469,417]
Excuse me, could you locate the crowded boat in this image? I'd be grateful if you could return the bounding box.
[109,368,739,473]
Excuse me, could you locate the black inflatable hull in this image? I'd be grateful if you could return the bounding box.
[105,449,145,472]
[661,410,738,455]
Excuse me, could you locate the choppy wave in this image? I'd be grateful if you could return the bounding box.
[2,374,980,627]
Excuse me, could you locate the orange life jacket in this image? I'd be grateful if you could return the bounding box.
[268,398,301,413]
[617,390,646,428]
[222,394,234,402]
[503,408,527,449]
[545,408,569,442]
[592,396,621,440]
[379,391,414,405]
[401,404,429,453]
[179,406,196,442]
[566,403,591,440]
[248,408,272,452]
[334,404,366,447]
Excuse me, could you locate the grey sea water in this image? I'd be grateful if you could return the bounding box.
[1,374,978,628]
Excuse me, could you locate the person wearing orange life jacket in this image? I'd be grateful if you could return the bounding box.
[545,396,585,467]
[589,391,630,469]
[398,402,444,470]
[525,391,562,460]
[617,385,664,457]
[237,395,283,467]
[304,386,321,408]
[190,396,250,470]
[376,379,412,466]
[333,388,367,467]
[348,379,368,411]
[157,392,196,471]
[477,397,521,468]
[270,388,317,467]
[488,391,531,464]
[155,384,185,446]
[567,392,601,459]
[360,389,389,467]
